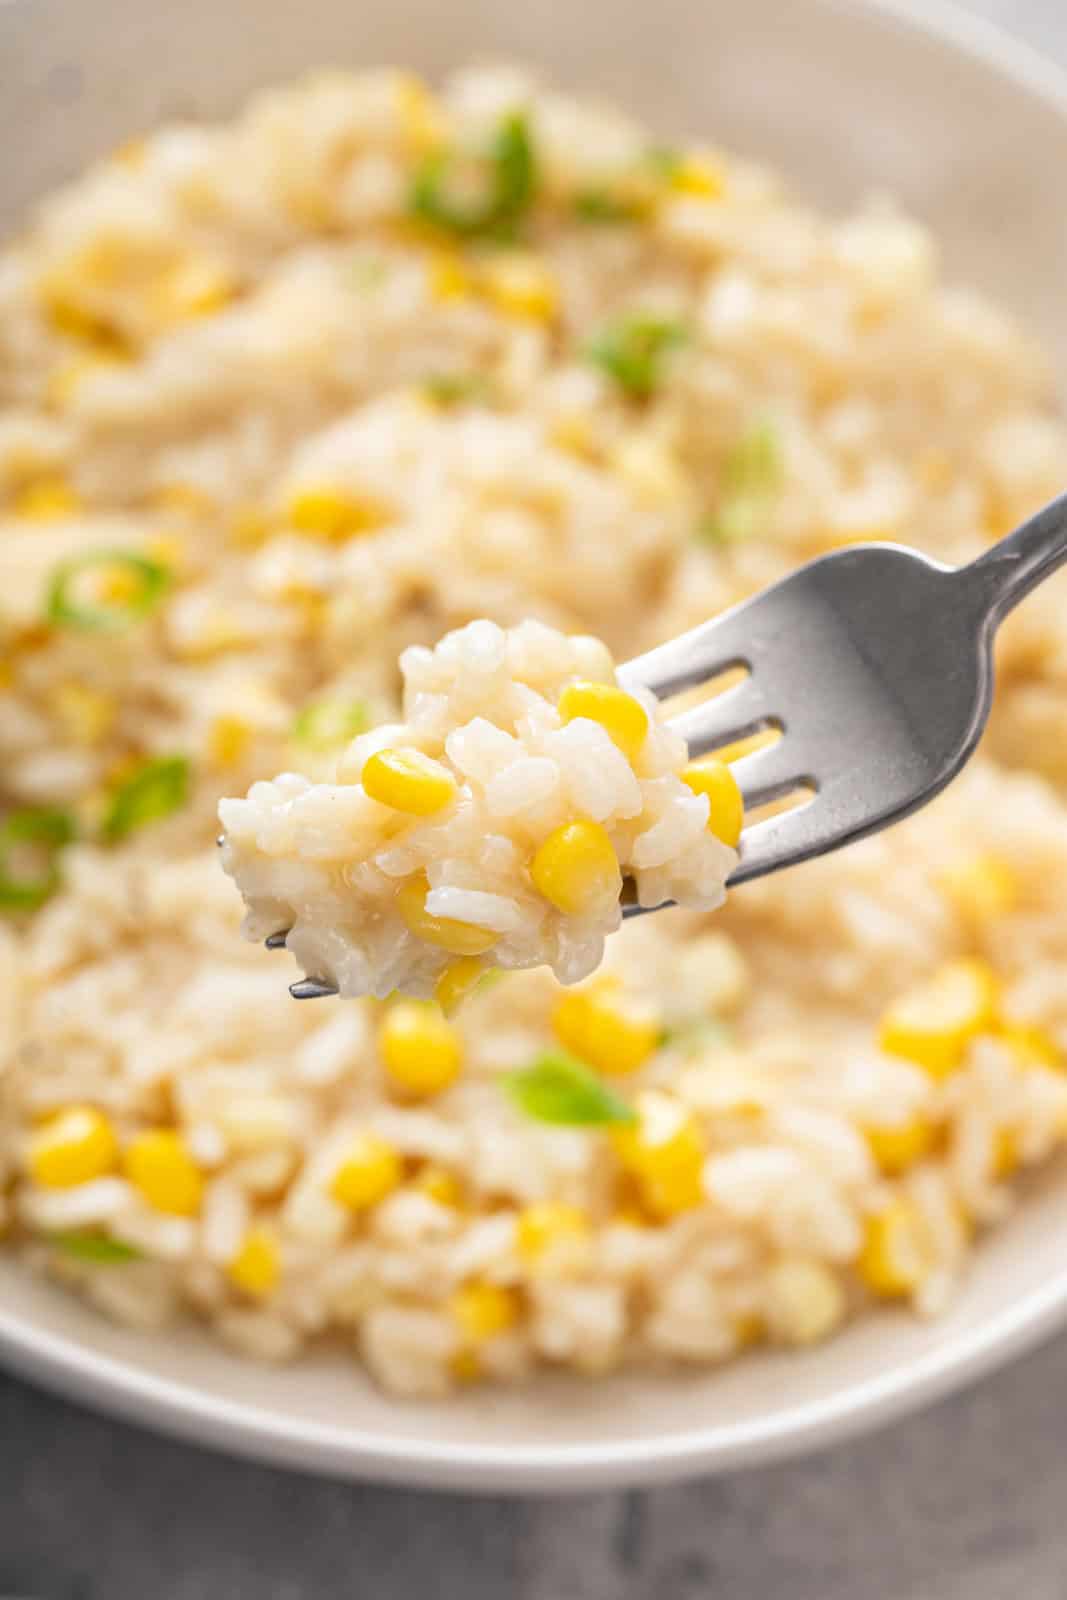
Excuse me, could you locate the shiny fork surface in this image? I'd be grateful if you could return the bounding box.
[271,493,1067,995]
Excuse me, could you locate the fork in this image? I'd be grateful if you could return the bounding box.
[268,492,1067,998]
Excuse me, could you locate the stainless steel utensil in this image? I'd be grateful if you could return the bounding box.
[266,493,1067,997]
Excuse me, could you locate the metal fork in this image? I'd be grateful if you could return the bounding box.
[267,492,1067,998]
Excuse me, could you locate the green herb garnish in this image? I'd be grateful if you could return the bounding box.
[0,808,76,912]
[700,420,782,545]
[585,313,689,399]
[51,1230,143,1265]
[47,550,170,632]
[409,111,537,241]
[573,188,645,224]
[101,756,190,843]
[646,145,683,180]
[291,699,371,751]
[503,1050,637,1127]
[420,372,495,409]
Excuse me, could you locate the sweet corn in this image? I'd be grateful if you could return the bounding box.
[550,414,598,460]
[228,505,276,548]
[552,979,660,1076]
[362,747,457,816]
[434,957,488,1016]
[379,1001,463,1098]
[53,682,116,747]
[939,853,1017,923]
[28,1106,118,1189]
[668,153,727,200]
[151,483,215,517]
[123,1130,203,1216]
[13,475,81,520]
[449,1281,521,1342]
[612,433,686,506]
[681,760,744,848]
[396,873,499,956]
[329,1131,403,1212]
[206,715,252,769]
[152,256,238,323]
[530,821,622,916]
[429,252,471,302]
[227,1228,280,1298]
[857,1198,931,1297]
[414,1165,463,1208]
[516,1202,589,1263]
[612,1092,706,1217]
[864,1115,936,1176]
[1000,1023,1061,1072]
[395,73,447,151]
[449,1348,483,1384]
[287,486,392,543]
[993,1128,1019,1181]
[878,959,999,1079]
[480,253,559,322]
[557,681,649,763]
[766,1258,845,1344]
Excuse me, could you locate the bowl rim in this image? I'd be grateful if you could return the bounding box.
[5,0,1067,1493]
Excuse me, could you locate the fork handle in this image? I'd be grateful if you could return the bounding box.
[964,490,1067,622]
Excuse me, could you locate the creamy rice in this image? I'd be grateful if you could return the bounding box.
[3,66,1067,1396]
[219,618,738,997]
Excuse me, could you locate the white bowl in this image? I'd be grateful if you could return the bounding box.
[4,0,1067,1493]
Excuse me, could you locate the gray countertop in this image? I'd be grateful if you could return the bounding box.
[5,2,1067,1594]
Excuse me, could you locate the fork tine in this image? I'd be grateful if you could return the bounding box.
[618,615,753,700]
[669,677,775,758]
[290,977,339,999]
[265,930,289,950]
[730,742,813,807]
[729,793,826,885]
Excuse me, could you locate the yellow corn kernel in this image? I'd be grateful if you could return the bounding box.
[681,760,744,848]
[668,153,726,200]
[993,1128,1019,1181]
[414,1165,463,1209]
[939,853,1017,924]
[734,1310,766,1349]
[766,1258,845,1344]
[449,1347,483,1384]
[153,256,238,322]
[878,959,999,1079]
[228,504,277,548]
[449,1281,520,1343]
[28,1106,118,1189]
[395,73,447,151]
[287,486,392,543]
[227,1228,280,1298]
[480,253,559,322]
[558,680,649,763]
[396,873,499,956]
[612,1092,706,1218]
[429,252,471,303]
[379,1001,463,1099]
[12,475,81,520]
[612,433,686,506]
[53,682,116,747]
[530,820,622,916]
[864,1115,936,1176]
[552,979,660,1077]
[516,1202,589,1264]
[549,413,598,460]
[362,747,457,816]
[151,483,216,517]
[206,714,252,769]
[1000,1023,1061,1072]
[123,1130,203,1216]
[329,1131,403,1212]
[857,1199,931,1297]
[434,957,488,1016]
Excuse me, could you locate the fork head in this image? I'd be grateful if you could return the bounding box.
[620,542,996,885]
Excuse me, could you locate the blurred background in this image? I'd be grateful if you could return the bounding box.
[3,2,1067,1596]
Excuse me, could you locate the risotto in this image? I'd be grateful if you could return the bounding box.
[3,66,1067,1396]
[219,618,740,998]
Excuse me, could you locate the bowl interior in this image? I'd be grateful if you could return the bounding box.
[4,0,1067,1490]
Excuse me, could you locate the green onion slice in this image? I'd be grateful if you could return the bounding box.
[291,700,371,751]
[0,808,76,912]
[503,1050,637,1127]
[409,111,537,240]
[585,313,689,399]
[47,550,170,632]
[102,756,190,843]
